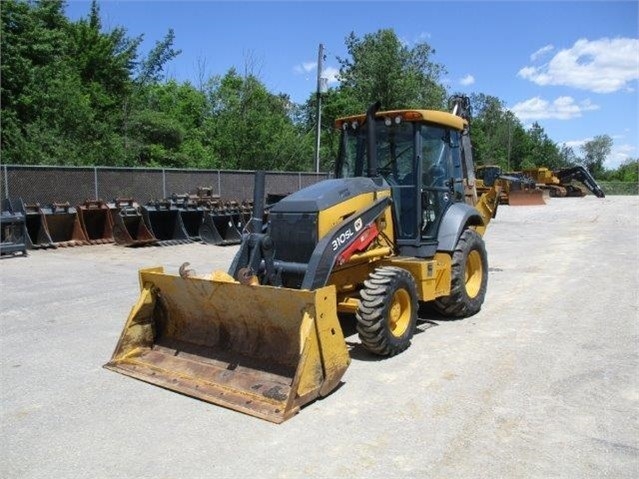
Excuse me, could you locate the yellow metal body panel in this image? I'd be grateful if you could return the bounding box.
[381,253,452,301]
[317,188,393,239]
[523,167,559,185]
[333,251,454,315]
[105,267,350,424]
[335,109,466,132]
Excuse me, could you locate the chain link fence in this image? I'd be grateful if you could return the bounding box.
[1,165,331,205]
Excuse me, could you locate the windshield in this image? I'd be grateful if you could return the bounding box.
[338,119,415,182]
[336,118,459,240]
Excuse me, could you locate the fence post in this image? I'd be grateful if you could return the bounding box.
[94,167,99,200]
[3,165,8,199]
[162,169,166,198]
[217,170,221,197]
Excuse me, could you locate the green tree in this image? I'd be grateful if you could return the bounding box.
[1,0,71,163]
[135,28,181,85]
[204,68,314,170]
[125,80,210,167]
[526,122,564,170]
[1,0,144,166]
[337,29,447,111]
[601,158,638,182]
[468,94,511,168]
[468,94,565,172]
[616,159,638,182]
[300,28,448,170]
[301,86,362,171]
[580,135,613,177]
[559,144,579,167]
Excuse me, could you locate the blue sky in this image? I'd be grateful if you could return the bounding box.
[64,0,639,169]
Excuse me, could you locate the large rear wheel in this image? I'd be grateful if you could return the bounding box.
[433,228,488,318]
[356,266,418,356]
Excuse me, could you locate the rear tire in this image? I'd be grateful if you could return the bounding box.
[433,229,488,318]
[356,266,418,356]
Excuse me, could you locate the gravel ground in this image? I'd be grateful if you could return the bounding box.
[1,195,637,479]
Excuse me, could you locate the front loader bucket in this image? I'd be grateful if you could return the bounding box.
[142,201,191,246]
[110,199,158,247]
[41,203,89,247]
[104,268,350,423]
[78,200,114,244]
[508,189,546,206]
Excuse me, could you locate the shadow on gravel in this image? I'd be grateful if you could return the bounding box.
[339,308,447,362]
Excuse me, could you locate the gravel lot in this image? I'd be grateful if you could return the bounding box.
[1,195,638,478]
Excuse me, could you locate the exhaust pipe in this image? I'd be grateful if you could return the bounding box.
[250,170,266,233]
[366,101,382,178]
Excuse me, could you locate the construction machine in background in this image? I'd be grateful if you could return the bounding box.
[522,166,606,198]
[475,165,545,206]
[105,95,502,423]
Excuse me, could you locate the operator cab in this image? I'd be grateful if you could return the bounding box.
[335,109,470,257]
[475,165,503,187]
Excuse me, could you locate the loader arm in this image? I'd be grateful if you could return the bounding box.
[472,185,501,235]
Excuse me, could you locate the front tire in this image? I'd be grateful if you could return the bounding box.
[433,229,488,318]
[356,266,418,356]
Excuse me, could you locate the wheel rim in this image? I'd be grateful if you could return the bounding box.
[465,250,483,298]
[388,289,411,338]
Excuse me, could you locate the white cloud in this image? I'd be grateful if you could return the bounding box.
[518,37,639,93]
[293,61,317,75]
[562,138,590,150]
[292,62,340,89]
[607,143,636,169]
[322,66,340,85]
[530,44,554,62]
[510,96,599,120]
[460,74,475,86]
[400,32,432,47]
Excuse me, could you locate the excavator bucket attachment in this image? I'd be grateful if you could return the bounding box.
[104,268,351,423]
[1,198,28,256]
[172,195,205,242]
[78,200,114,244]
[23,202,55,249]
[508,189,546,206]
[40,202,88,247]
[142,201,191,246]
[110,199,158,247]
[199,211,242,246]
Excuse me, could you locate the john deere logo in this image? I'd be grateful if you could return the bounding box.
[354,218,363,232]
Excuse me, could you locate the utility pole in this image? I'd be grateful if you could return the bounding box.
[507,113,512,172]
[314,43,326,173]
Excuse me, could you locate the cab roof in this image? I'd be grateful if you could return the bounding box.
[334,109,467,131]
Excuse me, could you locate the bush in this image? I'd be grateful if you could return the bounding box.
[598,182,639,195]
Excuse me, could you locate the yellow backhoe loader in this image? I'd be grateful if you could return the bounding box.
[105,96,502,423]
